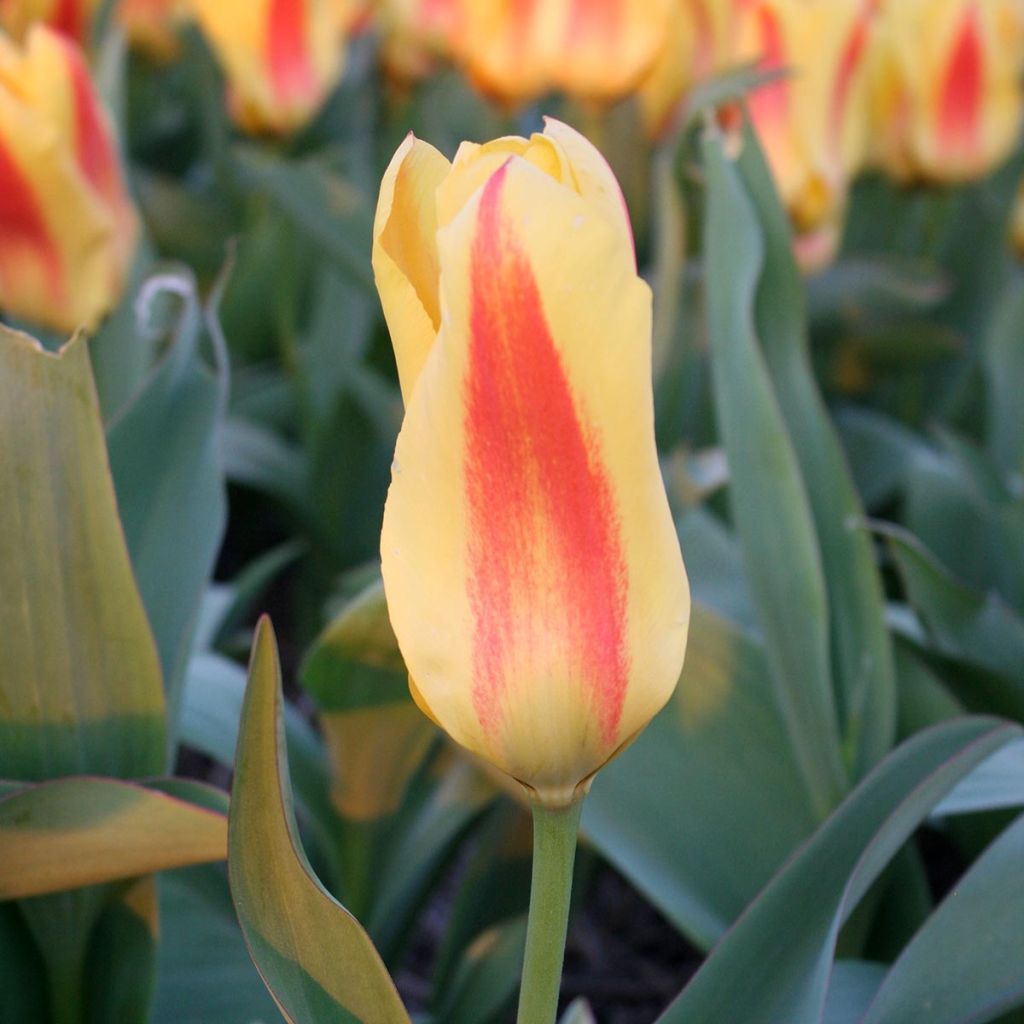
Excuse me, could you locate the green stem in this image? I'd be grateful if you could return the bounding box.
[516,800,583,1024]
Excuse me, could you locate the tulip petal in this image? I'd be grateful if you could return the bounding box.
[372,133,451,401]
[381,156,689,805]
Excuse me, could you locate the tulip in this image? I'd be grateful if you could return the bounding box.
[374,119,690,810]
[868,0,1024,184]
[731,0,875,270]
[375,0,460,82]
[189,0,346,135]
[0,26,137,333]
[455,0,673,106]
[637,0,745,138]
[0,0,99,44]
[117,0,185,60]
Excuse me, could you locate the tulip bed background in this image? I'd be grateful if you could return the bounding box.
[4,0,1024,1022]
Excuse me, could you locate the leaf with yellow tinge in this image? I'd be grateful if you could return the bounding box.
[0,328,165,781]
[301,579,436,822]
[0,777,227,900]
[229,618,411,1024]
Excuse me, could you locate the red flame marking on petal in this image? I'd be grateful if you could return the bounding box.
[938,2,983,158]
[0,141,62,305]
[464,163,630,746]
[267,0,317,106]
[62,36,119,205]
[748,4,788,132]
[829,2,871,156]
[51,0,84,41]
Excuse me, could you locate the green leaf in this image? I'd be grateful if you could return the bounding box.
[984,275,1024,474]
[821,962,886,1024]
[585,605,818,949]
[0,329,164,781]
[0,901,48,1021]
[234,147,374,293]
[733,119,896,778]
[931,738,1024,817]
[434,916,527,1024]
[701,129,845,816]
[84,875,159,1024]
[106,270,228,735]
[880,525,1024,718]
[151,865,280,1024]
[656,717,1019,1024]
[229,618,410,1023]
[861,811,1024,1023]
[301,580,436,823]
[0,777,227,900]
[558,999,597,1024]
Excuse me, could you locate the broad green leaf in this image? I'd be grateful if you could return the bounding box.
[229,618,410,1023]
[222,416,309,515]
[861,811,1024,1024]
[433,916,527,1024]
[733,122,896,777]
[656,717,1019,1024]
[301,580,436,823]
[0,901,47,1021]
[984,275,1024,474]
[702,130,845,817]
[894,643,963,737]
[0,777,227,899]
[585,605,818,950]
[821,962,887,1024]
[880,526,1024,718]
[0,329,164,781]
[905,441,1024,614]
[835,406,927,512]
[931,738,1024,818]
[106,270,228,734]
[84,875,158,1024]
[180,649,340,890]
[151,865,279,1024]
[234,147,374,293]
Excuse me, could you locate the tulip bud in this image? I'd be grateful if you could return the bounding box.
[869,0,1024,184]
[189,0,346,135]
[373,119,690,808]
[0,26,137,333]
[455,0,672,106]
[732,0,874,270]
[0,0,98,44]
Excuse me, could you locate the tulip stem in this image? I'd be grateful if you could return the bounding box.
[516,799,583,1024]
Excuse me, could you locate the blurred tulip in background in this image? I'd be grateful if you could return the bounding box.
[375,0,460,82]
[0,25,137,332]
[0,0,98,43]
[868,0,1024,183]
[455,0,672,106]
[117,0,185,60]
[189,0,348,134]
[374,119,690,808]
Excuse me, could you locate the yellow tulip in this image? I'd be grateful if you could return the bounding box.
[637,0,743,138]
[375,0,460,82]
[0,26,137,333]
[117,0,186,60]
[732,0,875,270]
[869,0,1024,184]
[373,119,690,808]
[0,0,99,44]
[455,0,672,106]
[189,0,346,135]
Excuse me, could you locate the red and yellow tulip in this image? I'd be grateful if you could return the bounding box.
[189,0,346,135]
[455,0,672,106]
[373,119,690,807]
[731,0,875,270]
[375,0,460,82]
[0,26,137,332]
[868,0,1024,184]
[638,0,745,137]
[0,0,99,44]
[117,0,185,60]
